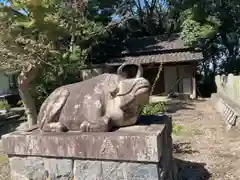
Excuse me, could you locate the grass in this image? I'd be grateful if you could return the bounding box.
[0,100,10,111]
[140,102,166,115]
[191,128,204,136]
[0,154,8,164]
[140,102,185,135]
[172,121,184,135]
[172,124,204,137]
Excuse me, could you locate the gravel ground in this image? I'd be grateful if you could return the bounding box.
[170,99,240,180]
[0,146,9,180]
[0,99,240,180]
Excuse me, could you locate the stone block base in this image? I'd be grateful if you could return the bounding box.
[3,115,177,180]
[9,157,169,180]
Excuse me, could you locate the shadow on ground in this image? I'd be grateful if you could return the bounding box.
[0,120,25,139]
[173,142,200,154]
[166,101,195,114]
[175,158,211,180]
[0,109,26,139]
[164,99,207,114]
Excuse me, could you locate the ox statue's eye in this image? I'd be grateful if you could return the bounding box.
[137,80,143,84]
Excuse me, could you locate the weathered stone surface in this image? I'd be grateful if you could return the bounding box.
[73,160,159,180]
[2,116,171,162]
[37,63,150,132]
[4,115,177,180]
[9,157,73,180]
[215,74,240,106]
[8,158,169,180]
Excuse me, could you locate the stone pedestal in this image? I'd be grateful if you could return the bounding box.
[2,115,177,180]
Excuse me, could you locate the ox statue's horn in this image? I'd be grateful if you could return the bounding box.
[135,64,143,78]
[117,63,127,76]
[117,63,143,78]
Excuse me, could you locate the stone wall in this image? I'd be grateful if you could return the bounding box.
[2,115,177,180]
[210,93,239,128]
[215,74,240,105]
[211,74,240,128]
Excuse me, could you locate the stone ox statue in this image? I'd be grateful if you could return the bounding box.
[37,63,150,132]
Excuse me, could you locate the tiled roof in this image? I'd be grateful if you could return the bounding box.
[106,34,203,65]
[107,52,203,66]
[122,34,188,55]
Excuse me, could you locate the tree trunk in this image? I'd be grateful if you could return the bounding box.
[17,62,41,128]
[18,87,38,127]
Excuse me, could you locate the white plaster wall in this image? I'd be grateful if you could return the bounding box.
[164,66,178,94]
[178,65,193,94]
[0,71,10,95]
[164,65,193,95]
[182,78,192,94]
[216,74,240,106]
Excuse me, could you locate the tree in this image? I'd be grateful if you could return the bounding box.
[0,0,107,127]
[168,0,240,75]
[117,0,174,36]
[0,0,133,127]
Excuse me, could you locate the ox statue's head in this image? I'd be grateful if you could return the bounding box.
[108,63,150,127]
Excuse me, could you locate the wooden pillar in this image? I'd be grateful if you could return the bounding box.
[176,65,180,93]
[191,64,197,99]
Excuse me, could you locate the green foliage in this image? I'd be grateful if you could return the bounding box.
[0,0,63,70]
[140,102,184,135]
[0,0,110,71]
[0,0,118,109]
[180,9,220,47]
[172,121,184,135]
[0,100,10,110]
[174,0,240,75]
[31,3,114,108]
[17,100,24,107]
[140,102,166,115]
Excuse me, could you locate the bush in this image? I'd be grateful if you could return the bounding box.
[140,102,184,135]
[0,100,10,110]
[140,102,166,115]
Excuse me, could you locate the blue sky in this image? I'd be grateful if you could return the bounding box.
[0,0,9,5]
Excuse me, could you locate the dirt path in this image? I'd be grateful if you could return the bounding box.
[170,99,240,180]
[0,145,9,180]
